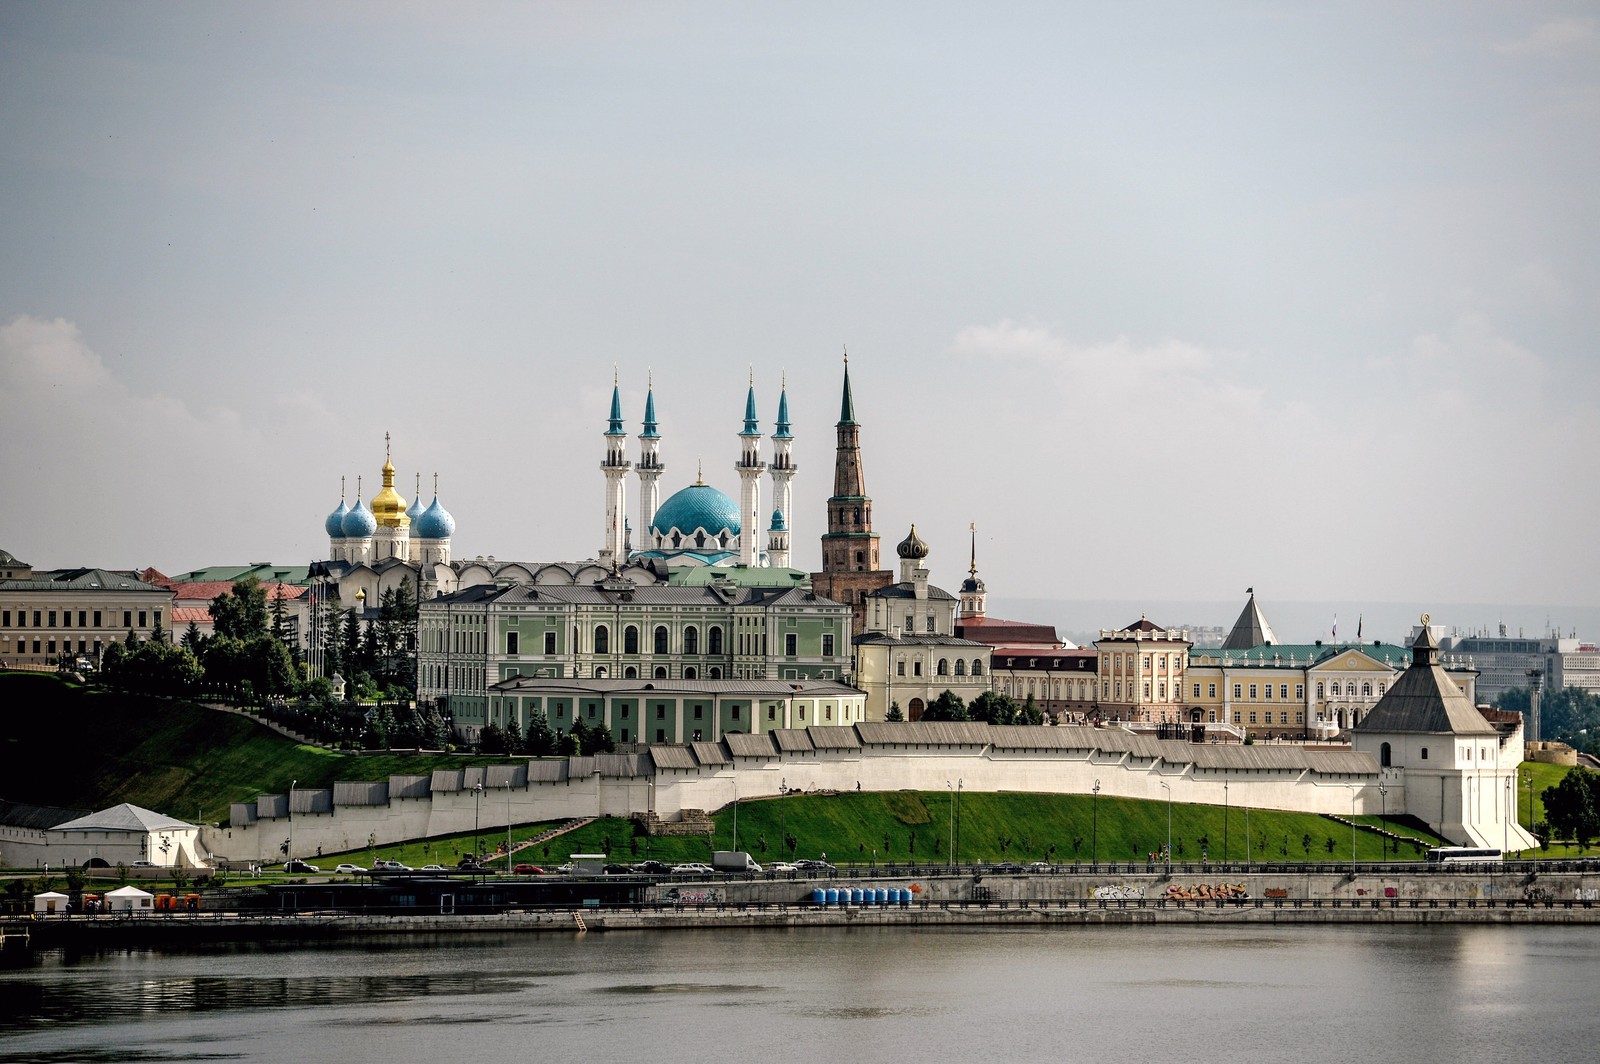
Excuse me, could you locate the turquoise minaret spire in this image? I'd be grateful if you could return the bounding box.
[735,369,766,566]
[774,382,793,440]
[600,367,631,568]
[607,378,626,437]
[642,382,660,439]
[637,372,664,546]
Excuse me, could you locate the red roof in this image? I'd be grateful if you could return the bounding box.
[170,581,309,604]
[171,606,212,624]
[137,568,175,587]
[956,615,1065,647]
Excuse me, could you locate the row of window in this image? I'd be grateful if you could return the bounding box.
[1238,711,1305,725]
[2,637,106,656]
[2,609,160,630]
[897,658,986,678]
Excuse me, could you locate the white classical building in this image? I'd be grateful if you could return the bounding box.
[0,803,208,870]
[1353,624,1538,851]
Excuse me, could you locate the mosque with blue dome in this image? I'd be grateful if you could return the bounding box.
[598,372,799,576]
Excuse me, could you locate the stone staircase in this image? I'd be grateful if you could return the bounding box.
[490,817,597,866]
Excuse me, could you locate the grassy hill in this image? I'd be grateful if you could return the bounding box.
[0,672,472,821]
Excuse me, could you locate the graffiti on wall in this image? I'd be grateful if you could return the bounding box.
[665,887,722,904]
[1163,882,1249,901]
[1092,884,1146,900]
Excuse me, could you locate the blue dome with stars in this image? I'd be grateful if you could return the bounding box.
[341,499,377,538]
[415,495,456,539]
[325,499,350,538]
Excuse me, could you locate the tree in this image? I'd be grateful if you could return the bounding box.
[525,710,556,756]
[1542,768,1600,851]
[1019,694,1044,726]
[969,691,1017,725]
[211,577,269,642]
[885,702,905,722]
[181,620,204,654]
[479,722,508,755]
[270,584,290,650]
[921,690,968,722]
[504,716,524,755]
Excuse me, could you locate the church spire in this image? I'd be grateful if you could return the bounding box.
[839,347,857,425]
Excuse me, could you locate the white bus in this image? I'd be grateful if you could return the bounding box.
[1425,846,1503,864]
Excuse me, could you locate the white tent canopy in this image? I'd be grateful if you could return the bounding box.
[105,885,154,911]
[32,890,68,913]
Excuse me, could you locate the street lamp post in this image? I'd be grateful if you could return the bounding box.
[956,778,963,867]
[732,774,739,853]
[1349,785,1358,866]
[1223,779,1229,863]
[1091,779,1100,868]
[507,782,513,871]
[1379,783,1388,860]
[1159,781,1171,870]
[287,778,297,868]
[473,782,483,861]
[946,780,955,870]
[1245,798,1251,867]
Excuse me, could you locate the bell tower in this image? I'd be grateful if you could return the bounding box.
[811,352,893,634]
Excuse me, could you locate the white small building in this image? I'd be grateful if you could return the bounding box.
[0,803,209,870]
[1353,623,1539,851]
[105,885,154,911]
[32,890,69,914]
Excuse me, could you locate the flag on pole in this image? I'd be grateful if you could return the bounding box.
[1332,613,1338,641]
[1357,614,1363,641]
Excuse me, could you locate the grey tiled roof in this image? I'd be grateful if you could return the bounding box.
[52,802,193,832]
[1355,632,1498,736]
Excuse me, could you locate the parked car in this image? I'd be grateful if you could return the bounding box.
[603,863,633,874]
[130,860,157,868]
[514,864,544,875]
[991,863,1024,874]
[553,863,574,874]
[284,860,320,874]
[793,859,836,873]
[419,864,448,872]
[1025,862,1053,873]
[767,862,799,873]
[630,860,670,875]
[334,863,366,874]
[671,863,714,875]
[372,860,412,872]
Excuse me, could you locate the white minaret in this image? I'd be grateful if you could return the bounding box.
[959,522,987,619]
[600,375,631,569]
[637,377,664,551]
[767,377,797,568]
[735,373,766,567]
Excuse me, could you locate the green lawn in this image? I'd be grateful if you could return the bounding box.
[309,790,1454,874]
[0,672,478,820]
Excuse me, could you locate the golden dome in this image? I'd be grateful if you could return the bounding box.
[370,434,410,529]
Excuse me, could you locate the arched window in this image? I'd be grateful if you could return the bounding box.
[708,626,724,655]
[684,666,697,679]
[624,666,637,679]
[1316,681,1325,699]
[684,626,699,655]
[1362,682,1373,697]
[594,666,607,678]
[594,625,609,654]
[1380,742,1391,767]
[937,658,949,676]
[709,666,722,679]
[954,659,966,676]
[972,659,983,677]
[654,626,669,654]
[654,666,667,679]
[1330,681,1341,696]
[624,625,639,654]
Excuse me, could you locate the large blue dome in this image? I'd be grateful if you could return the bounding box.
[415,495,456,539]
[406,495,426,536]
[341,499,377,538]
[651,483,741,537]
[325,500,350,538]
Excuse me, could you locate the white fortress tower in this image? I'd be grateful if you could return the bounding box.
[637,380,664,548]
[735,375,767,567]
[767,381,797,568]
[599,378,632,569]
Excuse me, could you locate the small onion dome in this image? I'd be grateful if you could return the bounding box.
[769,507,787,531]
[415,495,456,539]
[325,499,350,538]
[897,524,929,560]
[406,494,426,536]
[961,574,985,593]
[342,498,377,538]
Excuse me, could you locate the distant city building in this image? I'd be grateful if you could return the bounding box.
[0,550,174,667]
[419,571,851,741]
[1441,628,1600,702]
[854,526,992,721]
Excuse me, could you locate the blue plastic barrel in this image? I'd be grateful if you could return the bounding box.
[826,888,840,905]
[889,888,902,904]
[849,888,863,905]
[811,888,826,906]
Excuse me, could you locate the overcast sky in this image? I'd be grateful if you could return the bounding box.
[2,3,1596,624]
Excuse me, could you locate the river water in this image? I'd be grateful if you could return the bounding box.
[1,925,1594,1063]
